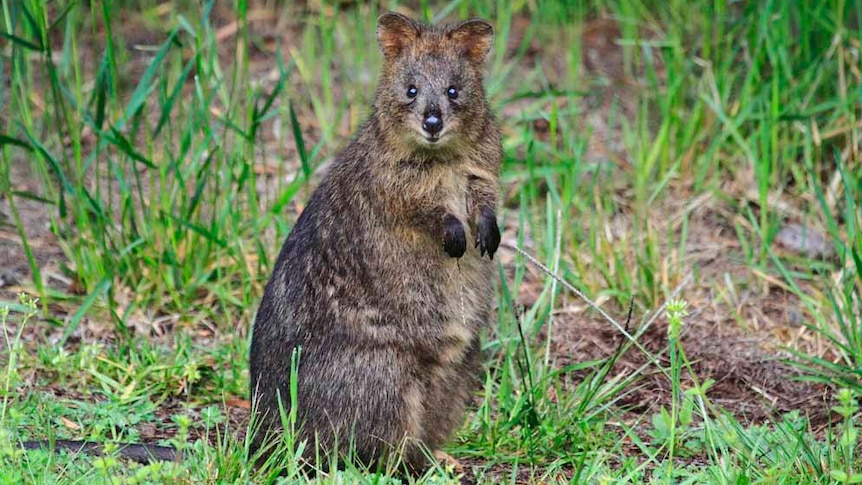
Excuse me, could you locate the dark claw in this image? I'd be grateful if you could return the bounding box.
[476,208,500,260]
[442,214,467,258]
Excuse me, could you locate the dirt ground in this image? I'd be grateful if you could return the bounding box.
[0,3,836,480]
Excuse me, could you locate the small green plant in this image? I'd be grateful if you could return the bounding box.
[830,388,862,484]
[0,296,37,484]
[1,294,38,422]
[665,298,688,476]
[649,298,723,478]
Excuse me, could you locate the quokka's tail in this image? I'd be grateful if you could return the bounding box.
[21,440,180,463]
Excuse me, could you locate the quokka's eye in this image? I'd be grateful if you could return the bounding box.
[447,86,458,100]
[407,85,418,98]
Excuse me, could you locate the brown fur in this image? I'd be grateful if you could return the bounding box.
[249,12,503,475]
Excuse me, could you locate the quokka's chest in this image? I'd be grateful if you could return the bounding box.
[400,163,471,217]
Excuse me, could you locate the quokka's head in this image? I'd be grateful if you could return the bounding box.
[374,12,494,152]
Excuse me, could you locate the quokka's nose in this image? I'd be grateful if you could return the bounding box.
[422,112,443,135]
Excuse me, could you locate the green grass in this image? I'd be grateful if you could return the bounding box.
[1,0,861,483]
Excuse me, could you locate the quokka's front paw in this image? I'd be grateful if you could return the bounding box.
[442,214,467,258]
[475,208,500,260]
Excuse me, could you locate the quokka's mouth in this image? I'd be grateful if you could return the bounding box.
[411,130,448,148]
[421,132,447,145]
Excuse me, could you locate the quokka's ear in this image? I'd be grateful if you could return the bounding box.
[377,12,420,59]
[447,19,494,64]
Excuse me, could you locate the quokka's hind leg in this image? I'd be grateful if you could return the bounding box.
[295,348,430,471]
[418,335,483,450]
